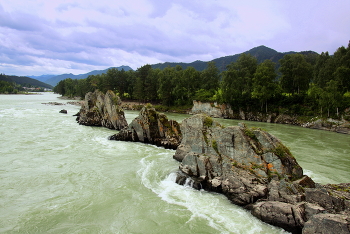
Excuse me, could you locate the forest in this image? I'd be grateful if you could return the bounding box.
[53,43,350,119]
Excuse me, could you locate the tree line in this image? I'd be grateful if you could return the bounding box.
[54,43,350,118]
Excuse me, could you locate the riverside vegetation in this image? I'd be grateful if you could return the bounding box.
[54,43,350,123]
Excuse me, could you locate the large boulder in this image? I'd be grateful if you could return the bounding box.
[302,213,350,234]
[173,114,350,233]
[249,201,306,233]
[109,106,181,149]
[76,90,128,130]
[174,115,303,200]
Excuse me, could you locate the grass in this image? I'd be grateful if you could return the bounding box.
[243,128,258,141]
[329,184,350,193]
[145,103,153,109]
[202,130,209,145]
[212,140,219,154]
[271,143,292,159]
[203,116,213,127]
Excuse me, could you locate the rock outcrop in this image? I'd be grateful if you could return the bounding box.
[191,100,350,134]
[173,114,350,233]
[302,118,350,134]
[109,106,181,149]
[190,101,234,118]
[76,90,128,130]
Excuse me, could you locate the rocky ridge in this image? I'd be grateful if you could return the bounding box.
[76,90,128,130]
[109,106,182,149]
[173,114,350,234]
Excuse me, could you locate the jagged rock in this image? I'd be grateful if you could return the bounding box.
[173,114,350,233]
[109,106,181,149]
[190,100,234,118]
[174,114,303,206]
[304,203,326,220]
[266,178,305,204]
[305,183,350,214]
[302,213,350,234]
[76,90,127,130]
[59,109,67,114]
[248,201,306,233]
[274,114,299,125]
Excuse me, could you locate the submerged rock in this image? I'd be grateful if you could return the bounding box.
[173,114,350,233]
[76,90,127,130]
[109,106,181,149]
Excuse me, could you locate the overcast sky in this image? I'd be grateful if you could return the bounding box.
[1,0,349,76]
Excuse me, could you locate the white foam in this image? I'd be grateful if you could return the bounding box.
[304,169,337,184]
[138,153,289,234]
[158,173,288,233]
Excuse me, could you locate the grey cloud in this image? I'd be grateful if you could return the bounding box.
[0,7,46,32]
[56,2,80,12]
[1,0,350,77]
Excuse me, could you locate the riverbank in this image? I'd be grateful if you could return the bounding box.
[190,101,350,134]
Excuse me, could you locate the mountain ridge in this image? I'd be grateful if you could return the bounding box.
[44,65,133,86]
[24,45,318,87]
[151,45,318,71]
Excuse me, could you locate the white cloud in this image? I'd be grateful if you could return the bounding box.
[0,0,350,76]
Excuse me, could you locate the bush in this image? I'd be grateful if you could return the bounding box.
[212,140,219,154]
[203,116,213,127]
[271,143,292,158]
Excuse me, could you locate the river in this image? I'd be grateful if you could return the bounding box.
[0,93,349,234]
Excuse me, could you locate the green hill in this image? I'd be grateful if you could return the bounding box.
[0,74,53,89]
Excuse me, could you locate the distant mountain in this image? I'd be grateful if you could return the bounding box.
[151,60,208,71]
[28,74,57,82]
[151,45,318,72]
[0,74,53,89]
[45,65,133,86]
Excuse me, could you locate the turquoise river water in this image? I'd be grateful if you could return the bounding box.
[0,93,349,233]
